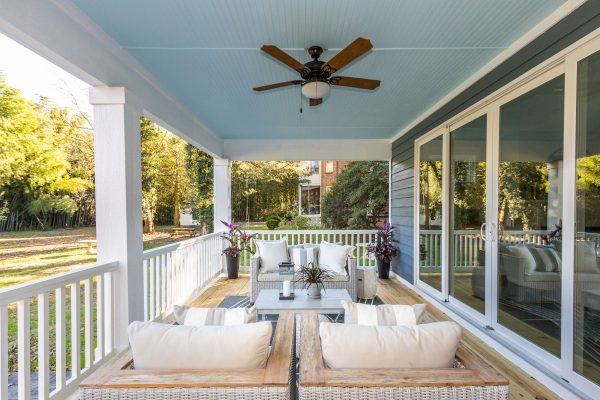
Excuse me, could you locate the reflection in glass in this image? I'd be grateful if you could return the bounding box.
[498,76,564,357]
[449,116,487,313]
[575,50,600,385]
[419,135,443,290]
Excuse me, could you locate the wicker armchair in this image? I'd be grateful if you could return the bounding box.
[299,313,509,400]
[250,246,357,303]
[80,312,297,400]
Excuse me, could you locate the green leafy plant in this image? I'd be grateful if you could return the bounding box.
[220,219,257,258]
[295,262,334,290]
[265,215,281,230]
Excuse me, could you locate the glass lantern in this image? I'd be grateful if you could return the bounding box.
[278,262,295,300]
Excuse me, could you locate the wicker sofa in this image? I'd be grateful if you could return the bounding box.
[299,313,509,400]
[250,246,357,303]
[80,312,296,400]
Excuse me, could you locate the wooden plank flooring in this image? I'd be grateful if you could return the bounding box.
[189,274,559,400]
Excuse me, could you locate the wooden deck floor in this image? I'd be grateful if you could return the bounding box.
[190,274,558,400]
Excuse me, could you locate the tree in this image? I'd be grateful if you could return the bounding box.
[231,161,308,222]
[0,78,90,230]
[186,144,214,231]
[321,161,389,229]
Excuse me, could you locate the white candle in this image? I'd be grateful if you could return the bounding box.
[283,280,291,297]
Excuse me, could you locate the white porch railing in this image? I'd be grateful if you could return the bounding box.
[142,232,222,321]
[0,261,118,400]
[239,229,379,269]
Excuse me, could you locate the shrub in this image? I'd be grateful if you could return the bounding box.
[265,215,281,230]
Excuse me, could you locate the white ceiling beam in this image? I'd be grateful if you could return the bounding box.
[224,139,391,161]
[0,0,224,157]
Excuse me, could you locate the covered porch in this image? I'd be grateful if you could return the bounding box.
[2,0,600,399]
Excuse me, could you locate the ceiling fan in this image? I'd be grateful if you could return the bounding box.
[253,37,380,106]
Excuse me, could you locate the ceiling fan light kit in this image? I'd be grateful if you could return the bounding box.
[254,37,380,106]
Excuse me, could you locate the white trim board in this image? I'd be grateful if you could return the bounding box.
[224,139,391,161]
[0,0,224,157]
[388,271,590,400]
[389,0,587,143]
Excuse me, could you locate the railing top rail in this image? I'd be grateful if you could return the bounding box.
[142,231,222,258]
[0,261,118,306]
[244,229,378,234]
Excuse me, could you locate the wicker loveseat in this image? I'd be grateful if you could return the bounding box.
[80,312,296,400]
[299,313,509,400]
[250,246,357,303]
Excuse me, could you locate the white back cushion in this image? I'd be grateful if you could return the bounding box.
[319,321,461,369]
[173,305,257,326]
[342,300,427,326]
[319,241,353,276]
[128,321,272,370]
[508,245,536,273]
[256,239,289,273]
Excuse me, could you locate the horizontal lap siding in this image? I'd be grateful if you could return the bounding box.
[390,139,415,282]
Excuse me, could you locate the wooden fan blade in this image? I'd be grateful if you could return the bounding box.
[322,37,373,73]
[261,45,310,73]
[330,76,380,90]
[253,80,303,92]
[309,98,323,106]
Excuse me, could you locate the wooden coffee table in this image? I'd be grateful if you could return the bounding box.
[254,289,351,319]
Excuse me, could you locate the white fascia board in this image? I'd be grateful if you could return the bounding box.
[224,139,391,161]
[389,0,587,143]
[0,0,224,157]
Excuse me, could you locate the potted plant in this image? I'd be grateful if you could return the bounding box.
[367,222,399,279]
[296,262,334,299]
[220,219,257,279]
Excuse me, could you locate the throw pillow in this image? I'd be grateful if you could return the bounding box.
[173,305,257,326]
[319,321,461,369]
[342,300,426,326]
[128,320,272,369]
[255,239,289,273]
[319,241,353,276]
[507,245,537,273]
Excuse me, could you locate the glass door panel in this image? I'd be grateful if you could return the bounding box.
[497,76,565,357]
[449,115,487,314]
[418,135,444,291]
[574,49,600,385]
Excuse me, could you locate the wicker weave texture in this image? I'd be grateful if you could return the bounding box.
[81,387,290,400]
[250,255,357,303]
[299,385,509,400]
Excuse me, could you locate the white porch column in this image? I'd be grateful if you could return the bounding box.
[90,87,144,349]
[547,160,563,230]
[213,158,232,230]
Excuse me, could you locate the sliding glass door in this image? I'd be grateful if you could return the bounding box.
[496,74,565,357]
[417,134,444,292]
[574,48,600,386]
[449,115,488,314]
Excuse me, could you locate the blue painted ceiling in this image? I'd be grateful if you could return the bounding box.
[73,0,565,140]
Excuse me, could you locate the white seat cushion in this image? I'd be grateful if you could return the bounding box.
[342,300,427,326]
[319,321,461,369]
[256,239,289,273]
[173,305,257,326]
[319,241,353,276]
[128,321,272,370]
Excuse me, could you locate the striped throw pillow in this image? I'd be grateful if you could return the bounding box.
[173,305,257,326]
[342,300,426,326]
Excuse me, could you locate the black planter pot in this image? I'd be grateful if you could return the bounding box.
[225,254,240,279]
[377,259,390,279]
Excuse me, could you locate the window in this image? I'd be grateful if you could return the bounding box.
[300,185,320,215]
[325,161,334,173]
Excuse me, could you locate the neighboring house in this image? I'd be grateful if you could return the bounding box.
[298,160,350,224]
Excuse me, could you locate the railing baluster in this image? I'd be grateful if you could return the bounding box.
[149,258,155,320]
[37,293,49,400]
[84,278,94,369]
[104,272,113,354]
[142,260,149,321]
[17,299,30,400]
[0,304,7,400]
[55,287,66,390]
[70,282,81,380]
[96,274,104,359]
